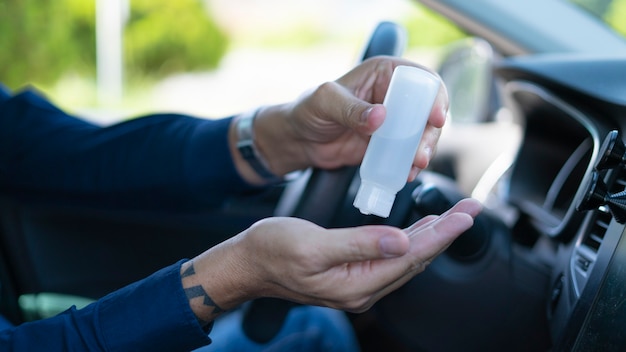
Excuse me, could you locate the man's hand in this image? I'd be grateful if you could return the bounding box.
[284,56,448,179]
[183,198,481,324]
[231,56,448,184]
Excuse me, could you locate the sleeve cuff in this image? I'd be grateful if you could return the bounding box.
[93,260,212,351]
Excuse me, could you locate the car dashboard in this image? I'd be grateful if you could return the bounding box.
[493,56,626,350]
[366,55,626,351]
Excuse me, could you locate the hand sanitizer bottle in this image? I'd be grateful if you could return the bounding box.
[353,65,441,218]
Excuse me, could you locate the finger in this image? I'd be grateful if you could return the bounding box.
[429,83,450,128]
[406,198,482,236]
[406,82,447,181]
[438,197,483,218]
[408,211,478,263]
[376,213,474,302]
[323,225,410,265]
[348,212,475,307]
[440,197,483,220]
[405,198,482,235]
[408,166,421,182]
[334,57,444,134]
[345,199,481,310]
[404,214,438,233]
[415,212,475,246]
[338,210,478,311]
[451,197,483,217]
[410,125,443,175]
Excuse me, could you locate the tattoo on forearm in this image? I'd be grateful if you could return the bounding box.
[181,261,224,328]
[181,263,196,278]
[184,285,225,315]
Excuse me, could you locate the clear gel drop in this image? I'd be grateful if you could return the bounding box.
[353,65,441,217]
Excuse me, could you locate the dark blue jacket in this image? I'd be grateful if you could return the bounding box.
[0,86,260,351]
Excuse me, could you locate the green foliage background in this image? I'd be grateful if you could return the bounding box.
[571,0,626,35]
[402,6,467,48]
[125,0,228,78]
[4,0,621,102]
[0,0,94,89]
[0,0,228,90]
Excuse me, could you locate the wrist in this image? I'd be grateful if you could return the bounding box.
[253,104,308,174]
[231,105,307,184]
[234,108,284,184]
[184,238,261,314]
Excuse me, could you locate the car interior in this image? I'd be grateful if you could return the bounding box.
[1,0,626,351]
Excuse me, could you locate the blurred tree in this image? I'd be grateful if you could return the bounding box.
[571,0,626,36]
[0,0,228,89]
[402,5,467,49]
[571,0,613,16]
[0,0,95,89]
[125,0,229,79]
[606,0,626,35]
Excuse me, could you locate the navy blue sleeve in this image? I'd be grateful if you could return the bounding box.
[0,87,262,210]
[0,260,212,351]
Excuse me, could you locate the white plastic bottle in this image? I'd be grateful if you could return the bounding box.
[353,65,441,217]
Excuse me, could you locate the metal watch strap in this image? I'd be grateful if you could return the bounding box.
[236,109,282,182]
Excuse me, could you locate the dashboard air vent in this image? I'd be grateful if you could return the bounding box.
[572,168,625,297]
[581,207,611,253]
[582,168,626,253]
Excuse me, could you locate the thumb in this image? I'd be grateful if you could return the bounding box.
[357,103,386,135]
[324,226,409,265]
[317,82,386,135]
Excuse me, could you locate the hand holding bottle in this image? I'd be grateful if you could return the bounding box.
[354,65,442,217]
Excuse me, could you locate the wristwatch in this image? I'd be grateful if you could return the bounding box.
[236,109,283,183]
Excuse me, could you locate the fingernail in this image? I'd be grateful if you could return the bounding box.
[379,235,406,258]
[361,107,373,124]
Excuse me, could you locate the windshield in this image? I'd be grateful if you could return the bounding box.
[568,0,626,38]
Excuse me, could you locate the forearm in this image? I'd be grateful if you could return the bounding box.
[228,103,303,185]
[179,238,258,325]
[0,89,259,209]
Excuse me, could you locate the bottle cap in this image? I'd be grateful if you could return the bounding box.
[353,181,396,218]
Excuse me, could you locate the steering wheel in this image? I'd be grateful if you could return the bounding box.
[242,21,407,343]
